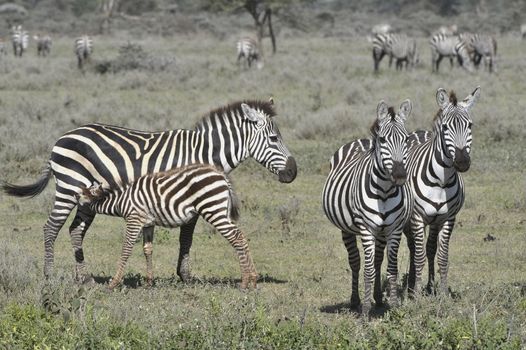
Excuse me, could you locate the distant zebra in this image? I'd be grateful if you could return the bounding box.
[471,34,497,73]
[403,87,480,296]
[75,35,93,69]
[371,23,392,35]
[1,99,297,283]
[11,25,28,57]
[34,34,52,57]
[78,164,257,290]
[429,33,474,73]
[0,39,7,56]
[435,24,458,37]
[322,100,413,316]
[236,37,262,69]
[372,33,418,72]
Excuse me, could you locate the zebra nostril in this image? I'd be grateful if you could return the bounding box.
[278,157,297,183]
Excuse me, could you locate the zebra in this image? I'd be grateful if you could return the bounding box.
[371,23,392,36]
[236,37,262,69]
[0,39,7,56]
[75,35,93,69]
[34,34,52,57]
[470,34,497,73]
[435,24,458,37]
[11,25,28,57]
[372,33,418,72]
[403,87,480,297]
[1,99,297,283]
[322,100,413,316]
[77,164,257,290]
[429,33,474,73]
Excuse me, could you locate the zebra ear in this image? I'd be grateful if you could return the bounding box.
[241,103,264,125]
[398,99,412,121]
[376,101,389,122]
[460,86,481,111]
[436,88,449,110]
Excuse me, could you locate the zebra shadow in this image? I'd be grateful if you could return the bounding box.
[319,302,390,319]
[92,273,287,289]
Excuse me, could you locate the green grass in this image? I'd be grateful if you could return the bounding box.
[0,26,525,349]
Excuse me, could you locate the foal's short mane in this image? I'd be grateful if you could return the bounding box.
[370,106,396,137]
[195,100,276,128]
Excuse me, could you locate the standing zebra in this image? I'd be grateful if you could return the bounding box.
[236,37,262,69]
[471,34,497,73]
[403,87,480,297]
[322,100,413,316]
[11,25,28,57]
[75,35,93,69]
[77,164,257,290]
[429,33,474,73]
[34,34,52,57]
[0,39,7,56]
[1,99,297,283]
[372,33,418,72]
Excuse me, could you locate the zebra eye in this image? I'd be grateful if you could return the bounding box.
[468,122,473,128]
[269,135,279,142]
[442,124,449,131]
[378,136,386,144]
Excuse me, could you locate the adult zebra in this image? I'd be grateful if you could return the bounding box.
[77,164,257,290]
[471,34,497,73]
[11,25,28,57]
[322,100,413,316]
[0,39,7,56]
[429,33,474,73]
[34,34,52,57]
[372,33,418,72]
[1,99,297,282]
[403,87,480,297]
[236,37,262,69]
[75,35,93,69]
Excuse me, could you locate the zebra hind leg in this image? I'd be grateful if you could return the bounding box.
[68,206,96,284]
[342,231,361,310]
[177,216,198,283]
[143,225,155,287]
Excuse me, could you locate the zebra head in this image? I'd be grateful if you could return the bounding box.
[77,182,104,206]
[240,101,297,183]
[373,100,412,186]
[435,87,481,172]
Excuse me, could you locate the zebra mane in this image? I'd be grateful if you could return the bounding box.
[433,90,457,122]
[195,100,276,128]
[370,106,396,137]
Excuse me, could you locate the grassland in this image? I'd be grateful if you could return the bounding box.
[0,26,525,348]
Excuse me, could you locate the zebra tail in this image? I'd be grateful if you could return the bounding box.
[1,162,52,198]
[226,177,240,222]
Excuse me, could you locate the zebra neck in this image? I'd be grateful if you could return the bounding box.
[196,119,248,174]
[91,191,123,217]
[368,156,397,196]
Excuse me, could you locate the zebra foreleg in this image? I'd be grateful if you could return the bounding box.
[142,225,155,287]
[177,216,198,283]
[361,234,376,318]
[405,217,425,297]
[436,220,455,295]
[425,225,440,295]
[68,206,96,283]
[342,231,361,310]
[373,239,386,307]
[109,215,145,290]
[386,233,401,307]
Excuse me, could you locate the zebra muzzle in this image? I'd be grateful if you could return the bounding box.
[453,147,470,172]
[278,157,297,183]
[390,161,407,186]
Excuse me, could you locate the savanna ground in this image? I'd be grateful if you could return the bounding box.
[0,16,526,349]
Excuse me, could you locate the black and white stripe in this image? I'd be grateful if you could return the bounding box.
[470,34,497,73]
[429,33,474,73]
[322,100,413,316]
[1,100,297,283]
[75,35,93,69]
[372,33,418,71]
[78,164,257,290]
[34,34,52,57]
[403,87,480,296]
[11,25,28,57]
[236,37,261,69]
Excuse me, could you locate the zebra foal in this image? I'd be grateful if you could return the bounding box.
[78,164,257,290]
[404,87,480,297]
[322,100,413,316]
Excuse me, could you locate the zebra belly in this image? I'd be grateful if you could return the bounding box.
[153,208,197,228]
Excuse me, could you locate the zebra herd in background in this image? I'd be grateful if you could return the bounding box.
[2,25,93,70]
[372,24,500,73]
